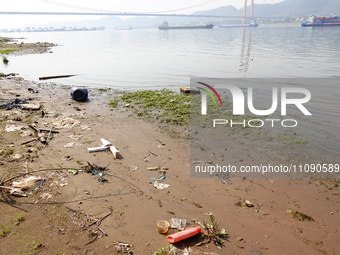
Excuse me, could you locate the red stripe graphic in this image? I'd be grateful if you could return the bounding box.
[197,82,223,106]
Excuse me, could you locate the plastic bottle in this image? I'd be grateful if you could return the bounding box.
[166,227,201,243]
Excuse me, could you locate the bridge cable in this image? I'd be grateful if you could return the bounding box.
[35,0,229,14]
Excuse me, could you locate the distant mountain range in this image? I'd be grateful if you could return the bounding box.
[31,0,340,29]
[195,0,340,18]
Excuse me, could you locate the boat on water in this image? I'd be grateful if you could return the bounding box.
[302,16,340,27]
[219,21,259,28]
[158,21,214,30]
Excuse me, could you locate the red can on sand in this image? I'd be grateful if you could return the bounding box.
[166,227,202,243]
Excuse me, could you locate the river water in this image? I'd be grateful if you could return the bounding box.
[2,24,340,89]
[1,24,340,161]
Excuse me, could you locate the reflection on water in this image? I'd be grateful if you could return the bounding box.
[1,25,340,89]
[239,28,253,72]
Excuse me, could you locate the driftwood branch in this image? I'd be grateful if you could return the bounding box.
[39,74,77,80]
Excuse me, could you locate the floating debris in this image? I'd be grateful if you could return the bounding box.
[39,74,77,80]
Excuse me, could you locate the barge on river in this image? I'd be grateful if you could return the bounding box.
[158,21,214,30]
[302,16,340,27]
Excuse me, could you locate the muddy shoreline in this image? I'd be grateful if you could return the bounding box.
[0,36,56,56]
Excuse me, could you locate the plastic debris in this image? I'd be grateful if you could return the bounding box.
[68,134,83,140]
[109,146,120,159]
[170,218,187,230]
[51,118,80,129]
[70,87,88,102]
[0,186,27,197]
[13,154,23,159]
[166,227,202,244]
[244,200,254,207]
[20,130,33,137]
[5,124,24,132]
[98,172,108,183]
[87,146,109,153]
[129,165,138,171]
[67,169,79,175]
[112,241,133,255]
[21,103,41,110]
[146,166,160,171]
[64,142,80,148]
[154,182,170,190]
[83,162,109,183]
[151,174,166,182]
[80,125,91,131]
[0,175,44,197]
[12,176,44,190]
[86,138,120,159]
[40,192,53,200]
[100,138,112,147]
[157,220,170,234]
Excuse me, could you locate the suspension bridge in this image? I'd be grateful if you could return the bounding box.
[0,0,263,20]
[0,11,258,20]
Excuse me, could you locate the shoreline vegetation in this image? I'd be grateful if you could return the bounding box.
[0,36,56,56]
[1,36,340,255]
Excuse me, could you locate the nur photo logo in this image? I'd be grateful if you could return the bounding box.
[196,81,223,115]
[195,81,312,128]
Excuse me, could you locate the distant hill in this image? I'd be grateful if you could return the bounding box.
[274,0,340,16]
[27,0,340,29]
[198,0,340,17]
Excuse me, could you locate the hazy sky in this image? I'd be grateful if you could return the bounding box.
[0,0,285,28]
